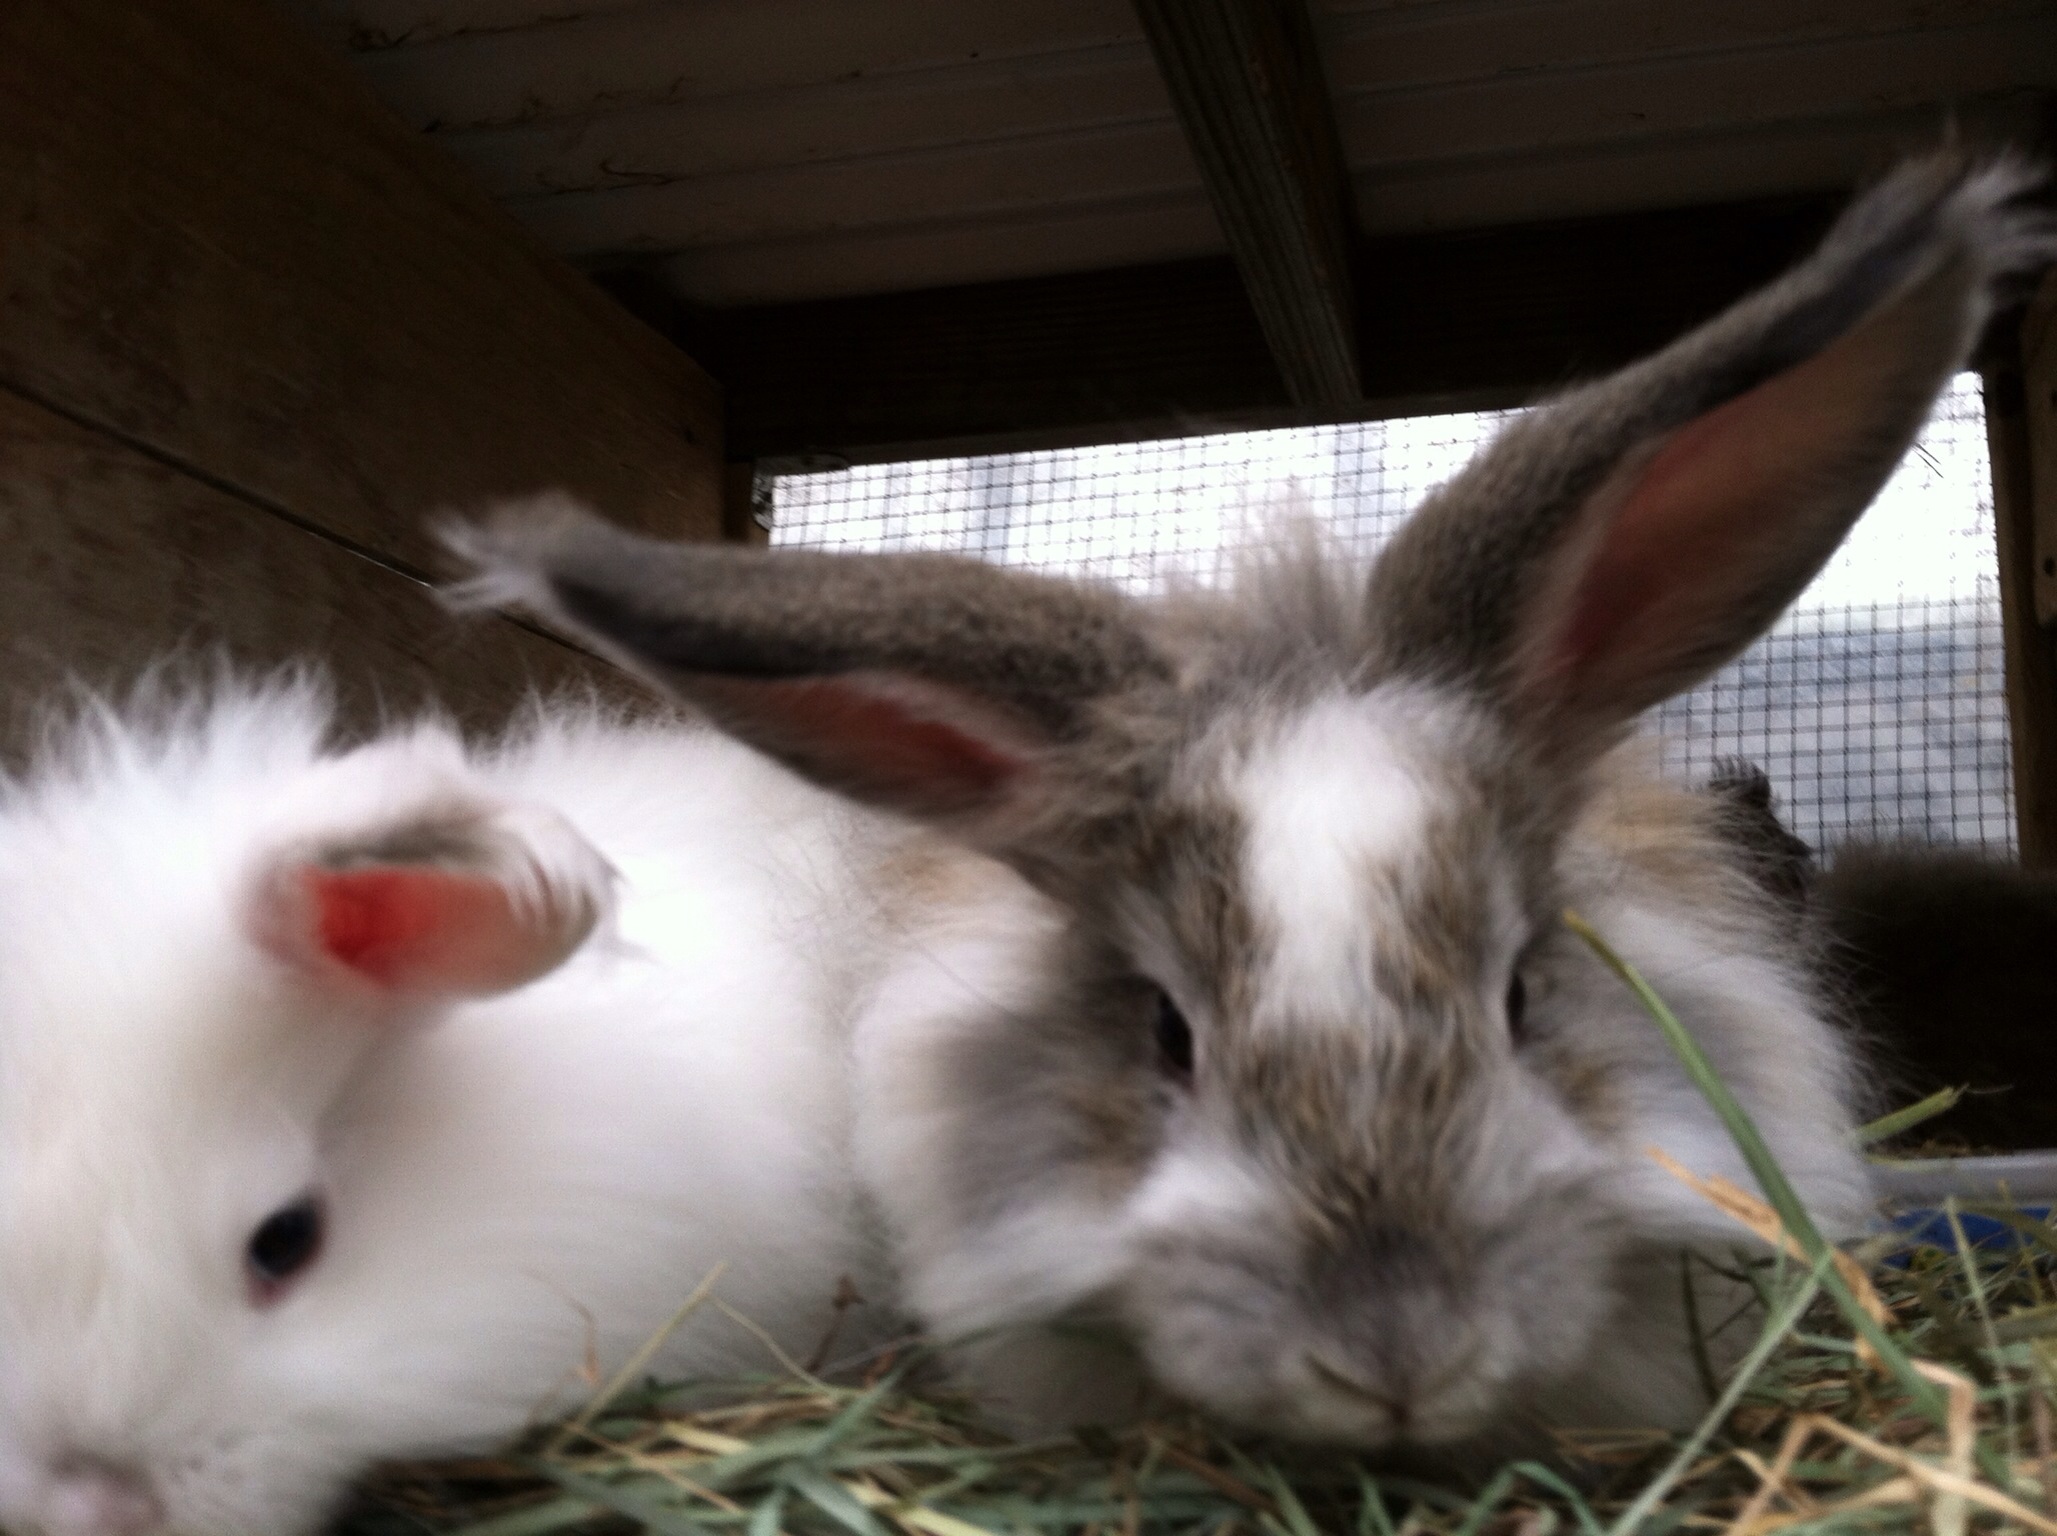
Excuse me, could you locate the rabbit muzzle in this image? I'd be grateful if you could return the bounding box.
[1125,1213,1551,1447]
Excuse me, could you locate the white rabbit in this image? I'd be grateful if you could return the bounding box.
[0,677,905,1536]
[453,156,2051,1460]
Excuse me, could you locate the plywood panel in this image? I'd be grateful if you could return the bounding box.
[1321,0,2048,100]
[0,386,626,748]
[435,44,1171,201]
[345,0,1142,132]
[1332,20,2054,173]
[273,0,2053,309]
[283,0,650,50]
[625,105,2042,305]
[1350,98,2048,233]
[505,121,1203,257]
[0,0,724,579]
[342,0,2045,283]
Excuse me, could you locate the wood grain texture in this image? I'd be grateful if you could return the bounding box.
[339,0,1143,131]
[431,43,1174,202]
[1320,0,2052,110]
[629,107,2018,307]
[268,0,2051,312]
[505,121,1205,257]
[1987,357,2057,869]
[284,0,652,50]
[1133,0,1362,408]
[0,0,724,577]
[1349,101,2049,236]
[0,388,635,756]
[1334,20,2056,174]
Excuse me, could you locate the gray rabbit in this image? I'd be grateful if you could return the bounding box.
[455,156,2048,1458]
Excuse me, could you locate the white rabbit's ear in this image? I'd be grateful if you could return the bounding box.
[1367,155,2052,752]
[443,500,1168,827]
[251,808,612,1002]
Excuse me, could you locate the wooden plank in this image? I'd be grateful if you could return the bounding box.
[1332,21,2056,176]
[504,120,1204,257]
[629,107,2024,308]
[1132,0,1362,408]
[0,387,627,753]
[429,0,2042,208]
[431,43,1172,203]
[713,192,1837,463]
[658,195,1224,308]
[1985,354,2057,869]
[1349,100,2046,235]
[1322,0,2051,103]
[2026,270,2057,625]
[279,0,651,51]
[519,96,2030,305]
[0,0,724,579]
[342,0,1143,133]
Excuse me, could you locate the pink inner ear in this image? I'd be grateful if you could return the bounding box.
[696,672,1033,816]
[1546,396,1775,678]
[1526,301,1903,720]
[296,865,560,997]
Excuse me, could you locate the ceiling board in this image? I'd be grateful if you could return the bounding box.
[433,43,1171,201]
[337,0,1143,131]
[504,119,1203,255]
[272,0,2052,324]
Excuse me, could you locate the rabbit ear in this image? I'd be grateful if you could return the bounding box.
[444,500,1169,825]
[252,804,612,1003]
[1367,155,2051,754]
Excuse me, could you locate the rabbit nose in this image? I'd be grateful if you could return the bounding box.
[1306,1352,1413,1431]
[41,1456,163,1536]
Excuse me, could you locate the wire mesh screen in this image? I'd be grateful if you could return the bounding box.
[772,372,2010,851]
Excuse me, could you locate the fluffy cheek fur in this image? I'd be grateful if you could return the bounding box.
[851,870,1159,1344]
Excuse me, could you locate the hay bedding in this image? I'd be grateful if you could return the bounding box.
[338,927,2057,1536]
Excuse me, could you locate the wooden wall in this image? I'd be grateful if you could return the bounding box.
[0,0,725,746]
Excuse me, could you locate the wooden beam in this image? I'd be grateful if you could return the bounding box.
[1131,0,1362,409]
[2026,271,2057,626]
[1988,349,2057,869]
[711,192,1840,465]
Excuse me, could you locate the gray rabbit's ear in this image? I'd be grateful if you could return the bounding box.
[444,499,1168,824]
[1366,155,2051,755]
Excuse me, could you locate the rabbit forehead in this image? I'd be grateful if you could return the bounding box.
[1228,687,1524,1029]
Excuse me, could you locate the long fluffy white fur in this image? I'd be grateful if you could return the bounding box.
[0,675,920,1536]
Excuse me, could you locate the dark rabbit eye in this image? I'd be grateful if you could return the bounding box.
[1153,989,1195,1079]
[1505,972,1529,1043]
[246,1194,325,1297]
